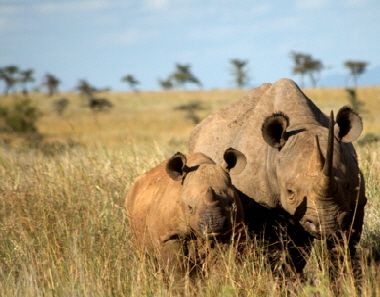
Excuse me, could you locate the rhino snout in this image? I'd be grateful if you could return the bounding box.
[302,217,321,236]
[301,212,348,239]
[197,209,228,236]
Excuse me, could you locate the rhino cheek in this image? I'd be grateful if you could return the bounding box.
[187,216,198,232]
[283,202,297,216]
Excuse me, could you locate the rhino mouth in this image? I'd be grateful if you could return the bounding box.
[197,213,228,238]
[300,211,349,239]
[204,232,223,239]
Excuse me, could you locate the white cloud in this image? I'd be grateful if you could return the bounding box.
[0,16,11,33]
[251,16,299,34]
[188,25,236,41]
[296,0,329,10]
[118,28,144,44]
[346,0,373,7]
[102,27,159,46]
[144,0,170,10]
[0,5,31,33]
[296,0,375,10]
[0,5,21,16]
[35,0,111,14]
[246,3,272,17]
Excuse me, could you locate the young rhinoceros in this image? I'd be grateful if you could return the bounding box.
[125,148,246,278]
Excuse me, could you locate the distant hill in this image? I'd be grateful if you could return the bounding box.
[309,65,380,88]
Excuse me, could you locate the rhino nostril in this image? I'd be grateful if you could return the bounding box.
[305,220,317,232]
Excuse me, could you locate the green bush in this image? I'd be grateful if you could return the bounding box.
[357,132,380,146]
[0,99,41,132]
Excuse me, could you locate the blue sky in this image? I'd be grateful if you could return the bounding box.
[1,0,379,91]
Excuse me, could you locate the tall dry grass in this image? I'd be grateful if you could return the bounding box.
[0,85,379,296]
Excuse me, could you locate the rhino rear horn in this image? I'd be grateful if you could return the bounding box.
[307,134,324,176]
[166,152,189,181]
[221,148,247,175]
[262,112,289,148]
[334,106,363,142]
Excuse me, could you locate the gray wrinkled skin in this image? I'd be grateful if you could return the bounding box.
[189,78,367,276]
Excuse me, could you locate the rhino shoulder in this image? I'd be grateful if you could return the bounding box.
[189,82,272,154]
[126,166,186,247]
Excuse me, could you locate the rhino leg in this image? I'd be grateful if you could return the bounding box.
[267,219,314,280]
[159,238,206,289]
[350,203,365,285]
[285,226,314,275]
[326,203,365,293]
[159,239,190,286]
[238,190,314,278]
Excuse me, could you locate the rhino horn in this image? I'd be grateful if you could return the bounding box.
[307,134,324,176]
[313,111,338,198]
[323,111,335,178]
[204,187,219,205]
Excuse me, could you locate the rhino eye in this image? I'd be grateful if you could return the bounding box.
[187,205,194,214]
[345,184,351,191]
[287,189,295,200]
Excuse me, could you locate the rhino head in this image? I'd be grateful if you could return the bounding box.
[262,106,363,239]
[166,149,247,239]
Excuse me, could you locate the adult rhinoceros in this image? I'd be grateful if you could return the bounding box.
[189,78,367,275]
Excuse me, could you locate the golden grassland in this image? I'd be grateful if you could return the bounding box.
[0,85,379,296]
[2,86,378,150]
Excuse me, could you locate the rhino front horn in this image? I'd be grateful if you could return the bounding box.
[204,187,219,205]
[313,111,338,198]
[322,111,335,178]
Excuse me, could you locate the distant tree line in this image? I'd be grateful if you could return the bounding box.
[289,51,368,88]
[0,56,369,96]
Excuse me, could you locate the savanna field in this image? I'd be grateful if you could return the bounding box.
[0,86,380,296]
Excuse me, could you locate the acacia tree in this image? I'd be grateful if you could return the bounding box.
[0,65,19,96]
[344,60,368,87]
[121,74,139,91]
[304,57,323,88]
[44,74,60,96]
[290,51,323,88]
[158,77,174,90]
[230,59,250,89]
[20,69,35,95]
[290,52,307,87]
[174,100,205,124]
[170,64,202,90]
[345,88,365,114]
[76,79,96,99]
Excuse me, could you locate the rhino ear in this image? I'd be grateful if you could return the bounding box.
[334,106,363,142]
[166,152,188,181]
[222,148,247,175]
[261,112,289,148]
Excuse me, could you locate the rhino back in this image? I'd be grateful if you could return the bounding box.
[189,82,271,162]
[189,78,331,207]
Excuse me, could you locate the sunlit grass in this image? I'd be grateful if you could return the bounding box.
[0,86,379,296]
